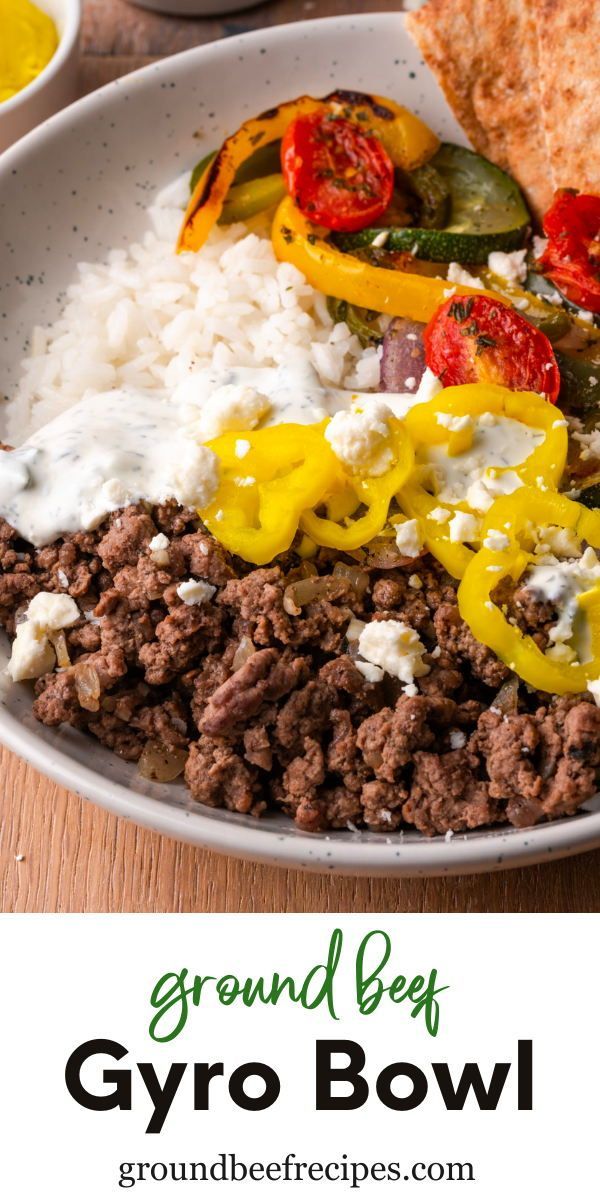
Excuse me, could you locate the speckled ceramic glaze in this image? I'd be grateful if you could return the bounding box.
[1,14,599,875]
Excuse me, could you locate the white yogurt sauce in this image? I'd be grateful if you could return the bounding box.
[174,361,440,427]
[524,546,600,657]
[424,413,543,512]
[0,363,439,547]
[0,388,219,547]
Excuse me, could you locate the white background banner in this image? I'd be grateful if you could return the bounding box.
[1,914,596,1197]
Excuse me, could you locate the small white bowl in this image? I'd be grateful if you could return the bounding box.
[0,0,81,154]
[127,1,262,13]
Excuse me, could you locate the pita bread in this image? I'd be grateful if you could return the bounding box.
[406,0,553,218]
[534,0,600,193]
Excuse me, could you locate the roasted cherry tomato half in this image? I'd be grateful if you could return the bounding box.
[538,190,600,314]
[423,294,561,403]
[281,111,395,233]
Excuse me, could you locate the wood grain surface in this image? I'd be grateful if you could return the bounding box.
[2,0,599,913]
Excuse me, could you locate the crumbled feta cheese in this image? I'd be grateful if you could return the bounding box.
[325,399,393,476]
[101,478,135,508]
[190,383,271,441]
[355,660,385,684]
[394,518,423,559]
[170,441,219,509]
[357,619,430,686]
[487,248,528,285]
[7,622,56,683]
[371,230,390,248]
[573,427,600,461]
[346,616,366,642]
[535,524,581,559]
[483,529,510,552]
[532,235,548,259]
[525,546,600,653]
[437,412,474,433]
[27,592,80,630]
[449,729,467,749]
[7,591,80,682]
[57,569,69,588]
[430,506,451,523]
[448,511,479,543]
[465,469,523,513]
[447,262,484,289]
[404,376,417,390]
[478,411,498,428]
[176,578,216,606]
[235,438,251,459]
[148,532,170,566]
[588,678,600,706]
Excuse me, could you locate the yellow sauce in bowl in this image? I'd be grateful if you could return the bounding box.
[0,0,58,104]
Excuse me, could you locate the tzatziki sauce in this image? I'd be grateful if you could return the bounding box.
[0,363,438,548]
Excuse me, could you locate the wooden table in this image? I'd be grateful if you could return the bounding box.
[2,0,599,912]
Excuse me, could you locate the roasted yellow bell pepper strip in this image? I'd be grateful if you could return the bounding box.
[325,90,439,171]
[272,198,501,323]
[179,97,321,253]
[178,90,438,253]
[458,488,600,694]
[300,419,414,550]
[199,422,339,565]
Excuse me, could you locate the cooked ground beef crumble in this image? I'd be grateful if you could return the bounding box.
[1,501,599,836]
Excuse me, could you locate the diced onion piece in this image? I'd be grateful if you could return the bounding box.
[332,561,370,597]
[50,630,71,669]
[364,540,408,569]
[138,741,188,783]
[283,574,344,615]
[73,661,101,712]
[232,636,256,671]
[492,674,519,715]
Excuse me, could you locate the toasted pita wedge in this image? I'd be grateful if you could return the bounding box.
[406,0,553,218]
[534,0,600,194]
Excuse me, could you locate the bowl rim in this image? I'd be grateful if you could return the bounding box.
[0,0,81,118]
[2,11,600,876]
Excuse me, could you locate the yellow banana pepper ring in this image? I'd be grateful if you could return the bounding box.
[397,385,568,579]
[272,198,501,324]
[458,488,600,694]
[404,383,569,496]
[398,475,476,579]
[300,419,414,550]
[199,422,339,565]
[178,91,438,253]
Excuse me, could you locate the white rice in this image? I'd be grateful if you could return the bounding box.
[7,173,380,443]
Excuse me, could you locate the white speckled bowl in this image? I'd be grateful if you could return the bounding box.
[0,0,80,154]
[1,13,599,876]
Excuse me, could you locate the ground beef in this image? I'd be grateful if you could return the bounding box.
[2,501,599,836]
[434,602,510,687]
